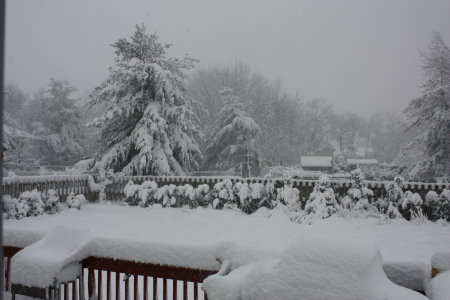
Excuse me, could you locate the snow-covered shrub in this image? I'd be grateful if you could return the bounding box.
[378,176,404,219]
[19,189,44,216]
[250,182,273,209]
[425,190,450,221]
[276,183,301,218]
[401,191,424,221]
[195,184,211,207]
[235,182,253,213]
[210,179,236,209]
[44,189,63,214]
[7,197,29,219]
[139,181,159,207]
[154,184,178,207]
[123,181,141,206]
[340,168,374,214]
[177,184,197,208]
[299,175,338,224]
[66,192,85,209]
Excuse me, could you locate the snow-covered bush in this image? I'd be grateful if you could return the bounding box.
[210,179,236,209]
[177,184,197,208]
[154,184,178,207]
[276,183,301,221]
[401,191,424,220]
[235,182,253,213]
[300,175,338,224]
[6,197,29,219]
[19,189,44,216]
[44,189,63,214]
[123,180,142,206]
[66,192,85,209]
[341,168,374,212]
[378,176,404,219]
[195,184,211,207]
[425,189,450,221]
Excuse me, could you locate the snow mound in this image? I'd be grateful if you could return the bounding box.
[204,235,427,300]
[431,251,450,271]
[11,227,90,288]
[427,270,450,300]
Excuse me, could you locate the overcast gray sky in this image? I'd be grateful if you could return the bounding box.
[5,0,450,116]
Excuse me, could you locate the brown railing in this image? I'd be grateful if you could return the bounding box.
[3,246,214,300]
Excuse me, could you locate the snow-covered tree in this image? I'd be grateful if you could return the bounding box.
[402,32,450,182]
[300,175,338,224]
[341,168,374,212]
[89,25,202,175]
[202,88,261,176]
[331,150,347,173]
[24,79,85,166]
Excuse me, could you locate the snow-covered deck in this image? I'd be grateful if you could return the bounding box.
[4,203,450,292]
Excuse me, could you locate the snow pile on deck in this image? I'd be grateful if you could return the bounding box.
[427,271,450,300]
[11,227,90,288]
[204,235,427,300]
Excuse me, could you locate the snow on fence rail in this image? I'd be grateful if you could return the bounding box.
[3,246,212,300]
[1,175,96,201]
[2,174,449,203]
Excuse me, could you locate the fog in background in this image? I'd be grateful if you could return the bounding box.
[5,0,450,116]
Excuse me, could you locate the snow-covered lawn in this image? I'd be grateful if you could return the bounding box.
[4,203,450,297]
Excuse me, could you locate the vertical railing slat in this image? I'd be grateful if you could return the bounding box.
[98,270,102,300]
[106,271,111,300]
[183,281,187,300]
[163,278,168,300]
[194,282,198,300]
[153,277,158,300]
[173,280,177,300]
[134,274,139,300]
[115,272,120,300]
[143,276,148,300]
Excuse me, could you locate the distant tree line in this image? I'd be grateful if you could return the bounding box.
[4,27,449,182]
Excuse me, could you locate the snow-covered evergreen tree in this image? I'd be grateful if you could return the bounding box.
[402,32,450,182]
[331,150,347,173]
[301,175,338,224]
[89,25,202,175]
[24,79,85,166]
[202,88,261,176]
[341,168,374,212]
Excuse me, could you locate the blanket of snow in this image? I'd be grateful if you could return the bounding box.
[204,235,427,300]
[4,203,450,293]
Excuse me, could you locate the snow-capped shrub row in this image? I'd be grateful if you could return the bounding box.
[123,168,450,223]
[3,190,85,219]
[124,179,282,214]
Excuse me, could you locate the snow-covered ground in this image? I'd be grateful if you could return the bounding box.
[4,203,450,298]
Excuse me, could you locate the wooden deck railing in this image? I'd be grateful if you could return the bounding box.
[3,246,214,300]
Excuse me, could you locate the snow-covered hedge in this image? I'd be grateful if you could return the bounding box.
[124,178,278,214]
[122,170,449,223]
[3,189,85,219]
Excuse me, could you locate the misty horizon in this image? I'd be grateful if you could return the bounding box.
[5,0,450,116]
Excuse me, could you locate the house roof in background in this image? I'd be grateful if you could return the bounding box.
[347,158,378,165]
[300,156,332,167]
